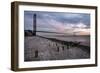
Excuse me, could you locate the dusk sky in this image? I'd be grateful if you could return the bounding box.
[24,11,90,35]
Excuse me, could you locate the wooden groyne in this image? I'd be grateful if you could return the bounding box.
[37,35,90,53]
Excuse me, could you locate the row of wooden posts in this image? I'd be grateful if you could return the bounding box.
[34,41,78,58]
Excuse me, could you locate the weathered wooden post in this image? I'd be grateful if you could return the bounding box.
[56,45,60,52]
[67,44,69,49]
[33,14,36,36]
[55,43,59,52]
[34,50,38,58]
[62,46,64,51]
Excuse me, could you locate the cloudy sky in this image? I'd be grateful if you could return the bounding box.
[24,11,90,35]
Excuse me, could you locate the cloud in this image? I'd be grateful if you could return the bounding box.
[24,11,90,35]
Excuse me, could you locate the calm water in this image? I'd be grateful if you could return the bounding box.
[37,32,90,46]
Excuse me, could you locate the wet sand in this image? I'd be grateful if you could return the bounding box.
[24,36,90,61]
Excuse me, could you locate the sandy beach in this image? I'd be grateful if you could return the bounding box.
[24,35,90,61]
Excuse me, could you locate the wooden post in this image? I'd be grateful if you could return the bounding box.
[62,46,64,51]
[57,46,59,52]
[34,50,38,58]
[67,44,69,49]
[33,14,36,36]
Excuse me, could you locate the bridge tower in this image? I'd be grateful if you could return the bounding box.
[33,14,36,36]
